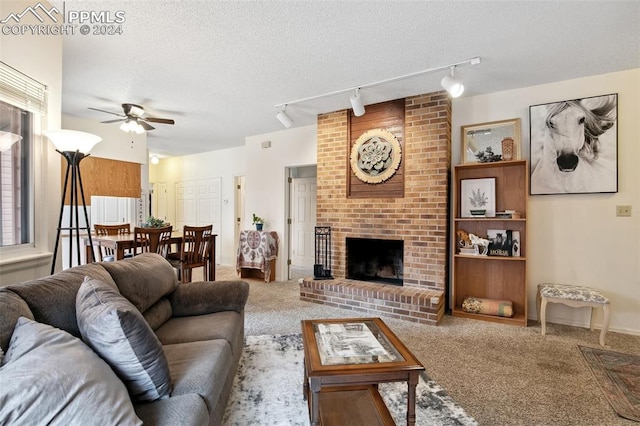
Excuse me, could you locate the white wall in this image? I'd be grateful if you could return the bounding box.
[452,69,640,334]
[149,124,316,277]
[0,1,63,283]
[244,125,317,280]
[149,145,246,266]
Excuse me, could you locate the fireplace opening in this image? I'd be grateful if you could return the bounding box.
[346,238,403,286]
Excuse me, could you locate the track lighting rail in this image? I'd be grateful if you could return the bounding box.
[274,56,480,109]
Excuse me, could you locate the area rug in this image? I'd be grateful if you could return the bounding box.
[579,345,640,422]
[222,333,477,425]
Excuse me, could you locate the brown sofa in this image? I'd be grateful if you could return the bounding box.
[0,253,249,425]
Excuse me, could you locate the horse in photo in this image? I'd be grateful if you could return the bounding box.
[530,94,617,194]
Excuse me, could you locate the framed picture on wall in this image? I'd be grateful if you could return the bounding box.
[460,178,496,217]
[529,93,618,195]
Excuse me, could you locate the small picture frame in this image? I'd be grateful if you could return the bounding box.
[461,118,521,164]
[460,178,496,218]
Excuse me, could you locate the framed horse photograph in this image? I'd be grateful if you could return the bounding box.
[529,93,618,195]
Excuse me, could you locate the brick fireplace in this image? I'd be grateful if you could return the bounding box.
[299,92,451,325]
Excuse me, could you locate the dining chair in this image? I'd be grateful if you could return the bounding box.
[133,225,173,258]
[167,225,213,283]
[94,223,131,261]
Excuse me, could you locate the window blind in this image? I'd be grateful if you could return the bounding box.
[0,61,47,115]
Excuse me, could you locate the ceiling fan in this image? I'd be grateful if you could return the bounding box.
[88,103,175,133]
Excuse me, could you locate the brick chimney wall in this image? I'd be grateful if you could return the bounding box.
[315,92,451,292]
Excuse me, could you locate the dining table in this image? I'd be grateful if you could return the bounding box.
[83,231,217,281]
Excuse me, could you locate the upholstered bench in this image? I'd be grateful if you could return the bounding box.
[536,283,610,346]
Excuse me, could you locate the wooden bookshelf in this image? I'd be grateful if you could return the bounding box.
[452,160,528,326]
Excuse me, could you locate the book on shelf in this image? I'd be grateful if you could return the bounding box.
[487,229,520,257]
[495,211,522,219]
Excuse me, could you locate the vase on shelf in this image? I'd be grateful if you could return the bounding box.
[501,137,514,161]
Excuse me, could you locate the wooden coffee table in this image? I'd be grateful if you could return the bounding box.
[301,317,425,425]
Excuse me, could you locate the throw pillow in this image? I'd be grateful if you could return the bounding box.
[0,317,142,426]
[76,276,172,402]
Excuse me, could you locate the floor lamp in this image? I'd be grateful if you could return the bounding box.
[44,130,102,274]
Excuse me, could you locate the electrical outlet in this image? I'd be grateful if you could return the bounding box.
[616,205,632,217]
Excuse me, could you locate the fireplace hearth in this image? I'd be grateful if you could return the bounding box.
[346,237,403,286]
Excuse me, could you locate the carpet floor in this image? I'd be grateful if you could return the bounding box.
[222,334,477,425]
[207,265,640,425]
[579,346,640,422]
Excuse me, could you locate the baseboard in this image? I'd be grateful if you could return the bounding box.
[527,314,640,336]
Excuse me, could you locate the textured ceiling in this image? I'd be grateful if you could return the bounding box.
[54,1,640,157]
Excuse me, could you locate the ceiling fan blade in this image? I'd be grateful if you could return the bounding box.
[145,117,175,125]
[101,118,126,124]
[139,120,155,131]
[88,107,125,117]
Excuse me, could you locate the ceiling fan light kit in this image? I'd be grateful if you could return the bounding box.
[274,56,480,128]
[120,118,145,134]
[89,103,175,133]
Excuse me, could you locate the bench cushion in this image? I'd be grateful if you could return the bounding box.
[539,283,609,304]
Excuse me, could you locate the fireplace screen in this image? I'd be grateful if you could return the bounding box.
[346,238,403,285]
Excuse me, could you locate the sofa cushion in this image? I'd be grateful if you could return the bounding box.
[143,297,174,331]
[76,277,172,402]
[134,393,209,426]
[100,253,178,313]
[4,263,115,339]
[156,311,244,360]
[169,280,250,316]
[0,317,142,426]
[0,289,33,353]
[163,340,233,414]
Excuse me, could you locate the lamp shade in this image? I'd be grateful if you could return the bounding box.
[441,75,464,98]
[43,129,102,153]
[350,90,365,117]
[0,131,22,152]
[276,109,293,128]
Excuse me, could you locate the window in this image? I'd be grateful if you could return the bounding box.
[0,100,31,246]
[0,62,47,251]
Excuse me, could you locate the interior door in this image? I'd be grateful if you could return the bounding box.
[156,182,168,222]
[290,177,316,267]
[234,176,245,254]
[175,181,196,229]
[196,178,222,264]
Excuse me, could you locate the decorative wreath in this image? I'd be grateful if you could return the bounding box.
[350,128,402,184]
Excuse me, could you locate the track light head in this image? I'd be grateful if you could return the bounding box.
[350,88,365,117]
[441,66,464,98]
[276,106,293,128]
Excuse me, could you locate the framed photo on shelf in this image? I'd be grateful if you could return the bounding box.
[460,178,496,217]
[529,93,617,195]
[461,118,521,164]
[487,229,521,257]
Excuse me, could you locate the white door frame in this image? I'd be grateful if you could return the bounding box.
[285,166,317,280]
